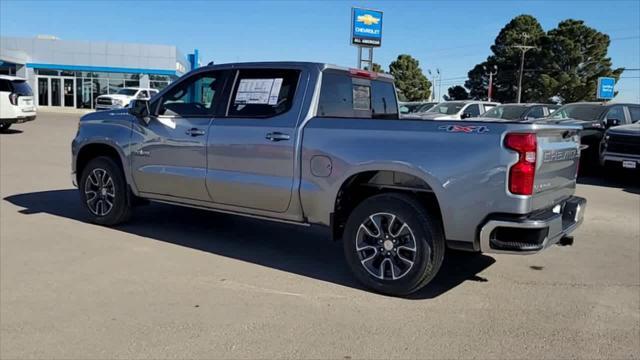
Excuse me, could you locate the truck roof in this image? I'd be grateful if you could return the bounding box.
[201,61,395,81]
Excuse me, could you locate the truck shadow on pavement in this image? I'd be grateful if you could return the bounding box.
[4,189,495,299]
[577,172,640,195]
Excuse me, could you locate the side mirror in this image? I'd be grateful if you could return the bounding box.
[605,118,620,127]
[461,112,472,119]
[128,99,151,124]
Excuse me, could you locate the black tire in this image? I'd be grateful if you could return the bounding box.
[79,156,132,225]
[343,193,445,296]
[0,123,11,132]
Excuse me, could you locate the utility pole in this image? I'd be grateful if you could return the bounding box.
[514,33,535,104]
[428,70,434,101]
[483,64,498,102]
[437,68,441,102]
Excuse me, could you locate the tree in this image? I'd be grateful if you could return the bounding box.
[389,54,432,101]
[537,20,624,103]
[444,85,470,100]
[365,63,384,73]
[465,15,545,102]
[465,15,624,103]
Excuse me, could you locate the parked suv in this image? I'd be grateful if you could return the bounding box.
[95,88,158,111]
[0,75,36,132]
[481,103,559,121]
[600,121,640,170]
[72,62,585,296]
[544,102,640,165]
[420,101,499,120]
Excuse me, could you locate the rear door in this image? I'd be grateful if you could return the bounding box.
[531,127,581,210]
[206,67,305,212]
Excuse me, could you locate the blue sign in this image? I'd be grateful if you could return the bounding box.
[351,7,383,47]
[597,77,615,100]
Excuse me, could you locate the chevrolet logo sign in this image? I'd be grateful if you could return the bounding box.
[357,14,380,26]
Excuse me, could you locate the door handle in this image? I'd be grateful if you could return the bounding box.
[265,132,290,142]
[185,128,206,136]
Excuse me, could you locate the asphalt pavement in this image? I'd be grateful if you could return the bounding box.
[1,112,639,359]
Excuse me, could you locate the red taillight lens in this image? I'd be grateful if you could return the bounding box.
[505,133,537,195]
[349,68,378,79]
[9,93,19,105]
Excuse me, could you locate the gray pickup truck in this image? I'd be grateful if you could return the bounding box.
[71,62,586,295]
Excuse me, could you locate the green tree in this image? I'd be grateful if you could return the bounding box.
[465,15,545,102]
[444,85,470,100]
[389,54,432,101]
[538,19,624,103]
[365,63,384,73]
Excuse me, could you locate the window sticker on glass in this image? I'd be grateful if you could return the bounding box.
[235,78,283,105]
[353,85,371,110]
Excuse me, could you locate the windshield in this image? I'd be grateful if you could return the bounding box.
[428,102,465,115]
[482,105,528,120]
[10,80,33,96]
[548,104,606,121]
[416,102,437,112]
[116,88,138,96]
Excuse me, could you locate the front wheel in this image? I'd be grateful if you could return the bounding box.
[0,123,11,132]
[79,156,132,225]
[343,193,445,296]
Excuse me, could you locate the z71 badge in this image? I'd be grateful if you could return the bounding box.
[438,125,490,133]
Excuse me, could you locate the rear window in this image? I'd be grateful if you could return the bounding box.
[228,69,299,118]
[317,72,398,119]
[10,80,33,96]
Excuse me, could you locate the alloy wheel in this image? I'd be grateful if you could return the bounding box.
[355,212,417,280]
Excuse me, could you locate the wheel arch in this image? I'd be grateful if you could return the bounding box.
[330,167,445,242]
[75,141,133,192]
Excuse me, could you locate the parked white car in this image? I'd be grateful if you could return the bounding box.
[0,75,36,132]
[95,88,158,111]
[419,101,499,120]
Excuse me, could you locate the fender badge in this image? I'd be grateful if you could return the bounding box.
[438,125,490,133]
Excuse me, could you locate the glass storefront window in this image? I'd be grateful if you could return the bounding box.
[150,81,169,90]
[108,78,124,93]
[36,69,60,76]
[125,80,140,88]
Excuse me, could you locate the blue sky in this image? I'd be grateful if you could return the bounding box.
[1,0,639,102]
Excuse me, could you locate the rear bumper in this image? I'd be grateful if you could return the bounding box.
[479,196,586,254]
[600,152,640,167]
[0,115,37,124]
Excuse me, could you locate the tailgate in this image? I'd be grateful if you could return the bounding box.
[531,127,581,210]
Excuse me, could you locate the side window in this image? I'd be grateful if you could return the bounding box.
[463,104,480,117]
[0,79,11,92]
[482,104,496,113]
[528,106,544,119]
[227,69,299,118]
[318,72,364,118]
[629,106,640,123]
[371,80,398,119]
[605,106,625,121]
[157,71,223,117]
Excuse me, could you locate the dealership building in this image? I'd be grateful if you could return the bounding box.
[0,35,199,109]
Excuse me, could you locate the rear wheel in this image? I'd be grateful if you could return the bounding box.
[343,193,445,296]
[79,156,132,225]
[0,123,11,132]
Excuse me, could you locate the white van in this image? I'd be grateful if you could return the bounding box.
[0,75,37,132]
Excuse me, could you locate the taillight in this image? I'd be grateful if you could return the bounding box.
[9,93,19,105]
[505,133,537,195]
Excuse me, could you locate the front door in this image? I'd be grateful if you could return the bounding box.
[62,77,75,107]
[131,69,228,201]
[206,68,303,213]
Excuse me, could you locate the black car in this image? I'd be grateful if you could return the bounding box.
[480,103,559,121]
[600,122,640,170]
[543,102,640,165]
